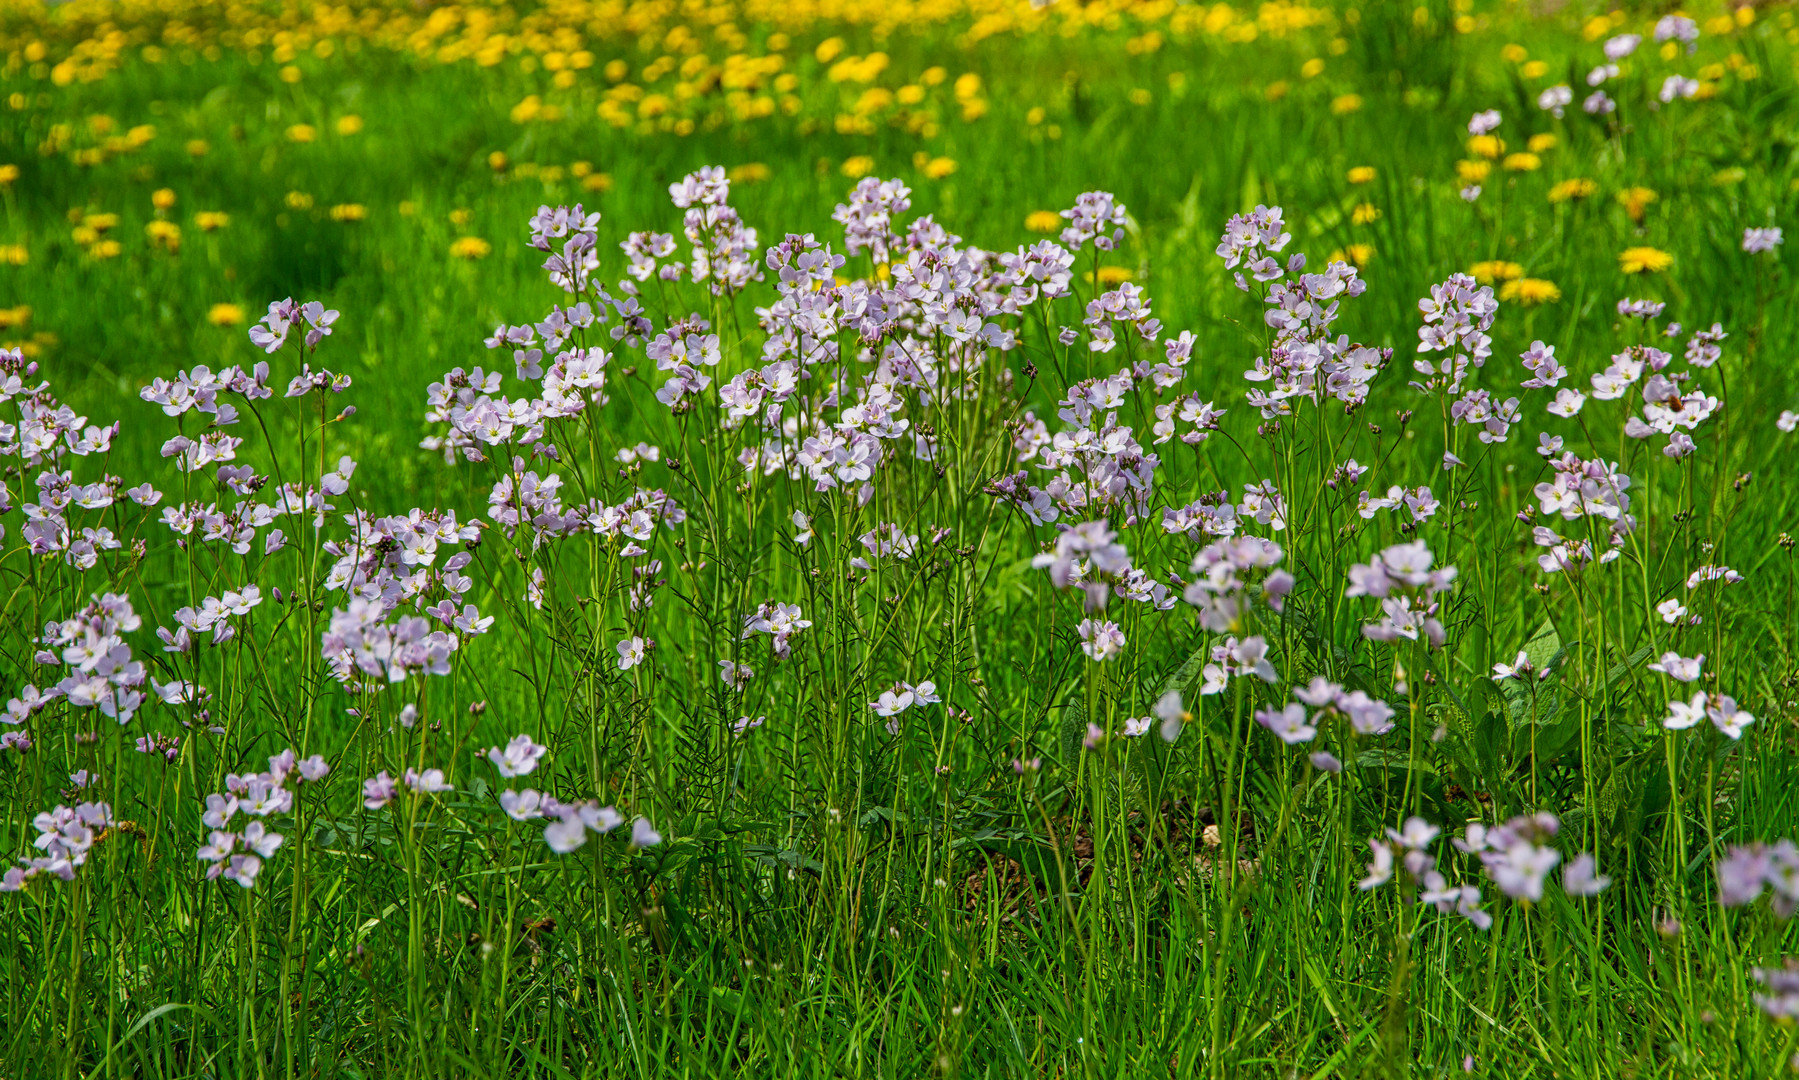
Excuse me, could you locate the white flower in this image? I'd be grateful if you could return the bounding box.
[1663,691,1708,731]
[617,636,647,670]
[486,734,547,778]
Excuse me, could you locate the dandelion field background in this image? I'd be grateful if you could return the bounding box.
[4,0,1799,1076]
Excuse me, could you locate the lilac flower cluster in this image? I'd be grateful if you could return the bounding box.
[1344,542,1456,645]
[1,801,116,891]
[199,749,327,888]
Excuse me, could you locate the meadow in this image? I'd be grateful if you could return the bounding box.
[2,0,1799,1075]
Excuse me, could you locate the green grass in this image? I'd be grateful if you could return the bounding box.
[3,0,1799,1076]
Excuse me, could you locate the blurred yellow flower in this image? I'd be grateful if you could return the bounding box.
[1619,247,1673,274]
[488,151,509,172]
[582,172,614,192]
[207,303,244,326]
[1128,88,1151,106]
[1467,135,1505,159]
[0,245,26,266]
[923,157,956,179]
[1264,81,1290,101]
[1453,159,1496,182]
[1527,133,1557,153]
[90,239,122,259]
[151,188,176,210]
[0,164,18,185]
[1500,44,1528,63]
[285,191,314,210]
[449,208,472,225]
[1096,266,1133,284]
[450,237,492,259]
[1499,278,1561,304]
[87,213,119,232]
[279,65,302,83]
[1351,203,1381,225]
[286,124,316,143]
[1300,58,1324,79]
[1503,153,1540,172]
[954,73,982,100]
[922,67,947,86]
[1025,210,1062,233]
[196,211,230,231]
[1521,60,1548,78]
[897,85,925,105]
[1469,261,1522,284]
[1617,187,1657,223]
[728,163,769,183]
[841,155,875,178]
[1330,94,1362,115]
[185,139,210,157]
[145,220,181,251]
[1347,166,1376,184]
[336,115,363,136]
[329,204,367,222]
[1328,244,1374,266]
[0,305,28,328]
[1548,179,1597,203]
[814,37,845,63]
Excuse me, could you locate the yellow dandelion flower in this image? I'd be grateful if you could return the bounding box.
[196,211,230,231]
[279,65,302,84]
[954,73,982,100]
[1521,60,1548,79]
[151,188,176,210]
[1498,278,1561,304]
[1617,187,1658,223]
[1128,88,1152,106]
[1265,81,1290,102]
[449,209,472,225]
[89,239,122,259]
[0,164,18,185]
[450,236,492,260]
[207,303,244,326]
[1457,160,1493,183]
[1503,152,1541,172]
[897,85,925,105]
[1547,179,1597,203]
[1469,261,1522,284]
[87,214,120,232]
[1351,203,1381,225]
[1025,210,1062,233]
[1346,166,1376,184]
[145,220,181,251]
[336,115,363,136]
[0,245,27,266]
[1619,247,1673,274]
[1300,58,1325,79]
[487,151,509,172]
[1501,44,1528,63]
[286,124,316,143]
[1467,135,1505,159]
[329,204,367,222]
[285,192,313,210]
[1096,266,1133,285]
[728,163,769,183]
[185,139,210,157]
[922,67,947,86]
[923,157,956,180]
[582,173,614,192]
[1330,93,1362,115]
[1329,244,1375,267]
[841,155,875,179]
[0,305,28,328]
[1528,134,1558,153]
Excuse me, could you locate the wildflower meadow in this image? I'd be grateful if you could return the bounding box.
[3,0,1799,1075]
